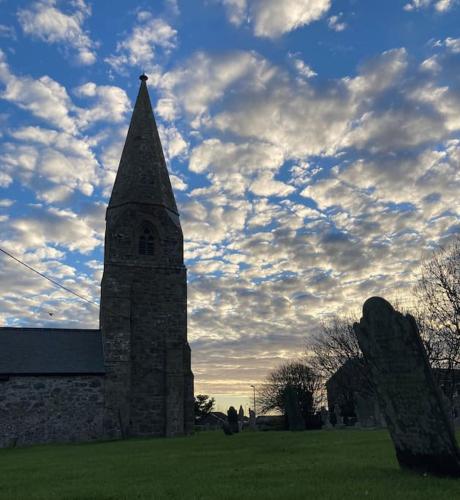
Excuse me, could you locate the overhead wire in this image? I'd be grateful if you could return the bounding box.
[0,246,99,308]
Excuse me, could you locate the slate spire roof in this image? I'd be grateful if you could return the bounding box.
[108,74,178,215]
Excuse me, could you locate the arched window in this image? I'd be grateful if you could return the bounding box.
[138,223,155,255]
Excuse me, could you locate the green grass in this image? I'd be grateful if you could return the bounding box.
[0,429,459,499]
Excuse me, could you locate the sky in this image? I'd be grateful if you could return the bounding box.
[0,0,459,412]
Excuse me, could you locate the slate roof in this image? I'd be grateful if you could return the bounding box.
[0,328,105,375]
[108,75,179,215]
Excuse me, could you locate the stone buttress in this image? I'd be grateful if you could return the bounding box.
[100,75,194,438]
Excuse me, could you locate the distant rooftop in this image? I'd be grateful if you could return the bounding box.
[0,328,104,375]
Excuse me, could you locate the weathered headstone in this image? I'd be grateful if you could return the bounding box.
[238,405,244,432]
[284,385,305,431]
[227,406,239,433]
[222,421,233,435]
[354,297,460,477]
[249,408,257,430]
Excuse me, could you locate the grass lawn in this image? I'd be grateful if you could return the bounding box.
[0,429,459,500]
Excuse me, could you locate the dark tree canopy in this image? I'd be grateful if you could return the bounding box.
[256,361,321,426]
[194,394,215,421]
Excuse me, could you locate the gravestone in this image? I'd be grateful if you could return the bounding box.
[238,405,244,432]
[249,408,257,430]
[222,422,233,436]
[333,406,344,428]
[227,406,239,433]
[354,296,460,477]
[284,385,305,431]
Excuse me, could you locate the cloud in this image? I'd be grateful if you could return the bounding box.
[289,53,317,79]
[250,172,295,197]
[218,0,332,38]
[0,202,104,327]
[436,37,460,53]
[1,126,101,201]
[0,50,77,132]
[161,48,419,161]
[190,139,284,176]
[191,46,460,158]
[163,41,460,398]
[0,237,100,328]
[404,0,458,11]
[165,0,180,16]
[189,138,285,197]
[105,11,177,74]
[0,51,132,202]
[0,50,131,135]
[247,0,333,37]
[163,44,460,261]
[159,51,277,126]
[8,205,103,254]
[0,171,12,187]
[17,0,97,65]
[73,82,131,127]
[0,24,17,40]
[327,13,347,32]
[2,0,460,399]
[158,124,188,160]
[220,0,248,26]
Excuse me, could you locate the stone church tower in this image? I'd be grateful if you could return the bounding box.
[100,74,194,438]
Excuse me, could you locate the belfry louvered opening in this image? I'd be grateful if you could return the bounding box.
[139,223,155,255]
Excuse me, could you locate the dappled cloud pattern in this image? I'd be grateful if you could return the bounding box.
[0,0,459,401]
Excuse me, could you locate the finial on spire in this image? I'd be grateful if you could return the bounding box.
[140,73,148,81]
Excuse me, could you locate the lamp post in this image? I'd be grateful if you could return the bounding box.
[250,384,256,416]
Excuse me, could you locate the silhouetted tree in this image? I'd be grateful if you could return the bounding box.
[256,361,321,425]
[305,316,375,419]
[306,316,361,379]
[415,237,460,400]
[194,394,215,421]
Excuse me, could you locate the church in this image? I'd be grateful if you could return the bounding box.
[0,75,194,448]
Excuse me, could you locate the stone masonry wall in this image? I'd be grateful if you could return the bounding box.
[0,375,104,448]
[131,267,187,437]
[101,199,193,438]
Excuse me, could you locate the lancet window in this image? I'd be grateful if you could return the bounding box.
[138,222,155,255]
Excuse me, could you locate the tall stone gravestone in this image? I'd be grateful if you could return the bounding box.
[249,408,257,430]
[284,385,305,431]
[354,297,460,477]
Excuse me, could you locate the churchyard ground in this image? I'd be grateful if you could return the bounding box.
[0,429,459,499]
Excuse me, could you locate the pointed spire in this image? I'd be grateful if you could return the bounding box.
[108,74,178,214]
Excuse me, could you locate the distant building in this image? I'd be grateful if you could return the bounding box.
[195,411,227,430]
[0,75,194,448]
[326,359,460,427]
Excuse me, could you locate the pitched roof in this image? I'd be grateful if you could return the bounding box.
[108,74,178,215]
[0,328,105,375]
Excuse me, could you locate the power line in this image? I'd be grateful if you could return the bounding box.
[0,246,99,308]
